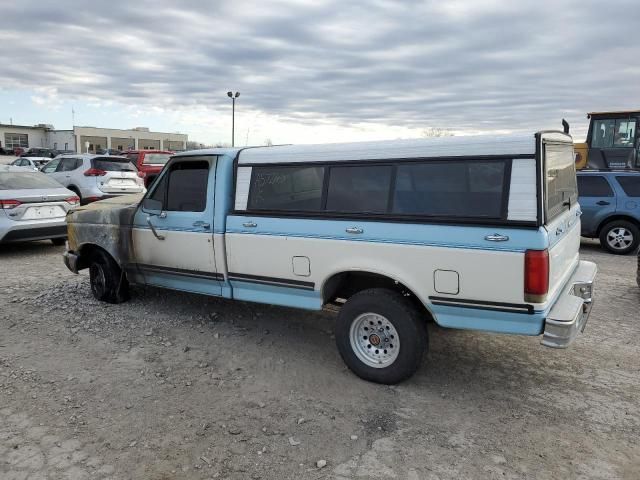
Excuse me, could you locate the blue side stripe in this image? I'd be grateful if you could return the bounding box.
[430,303,545,335]
[226,229,527,252]
[136,225,210,233]
[227,215,548,252]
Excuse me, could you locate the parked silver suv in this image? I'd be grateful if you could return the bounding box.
[41,154,145,204]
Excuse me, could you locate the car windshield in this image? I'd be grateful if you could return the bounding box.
[91,157,137,172]
[0,172,66,190]
[142,153,172,165]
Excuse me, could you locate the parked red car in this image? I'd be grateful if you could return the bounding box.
[123,150,173,187]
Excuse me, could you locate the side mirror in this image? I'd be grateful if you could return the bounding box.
[142,198,163,216]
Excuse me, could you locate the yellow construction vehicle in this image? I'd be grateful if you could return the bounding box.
[575,110,640,169]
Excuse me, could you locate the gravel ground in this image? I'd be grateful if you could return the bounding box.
[0,240,638,480]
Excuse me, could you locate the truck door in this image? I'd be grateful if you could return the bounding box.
[131,155,222,296]
[576,174,616,237]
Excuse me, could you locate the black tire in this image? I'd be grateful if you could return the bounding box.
[335,288,427,384]
[599,220,640,255]
[50,238,66,246]
[89,250,130,303]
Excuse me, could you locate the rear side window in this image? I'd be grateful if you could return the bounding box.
[326,165,392,213]
[616,176,640,197]
[393,161,506,218]
[248,166,324,211]
[577,176,613,197]
[545,143,578,221]
[91,157,136,172]
[59,158,80,172]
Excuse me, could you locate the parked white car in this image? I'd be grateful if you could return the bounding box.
[41,154,146,204]
[11,157,50,171]
[0,165,79,244]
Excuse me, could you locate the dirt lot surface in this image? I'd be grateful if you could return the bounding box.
[1,241,638,479]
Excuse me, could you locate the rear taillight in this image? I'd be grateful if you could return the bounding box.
[524,249,549,303]
[65,196,80,206]
[0,199,21,209]
[84,168,107,176]
[137,171,146,178]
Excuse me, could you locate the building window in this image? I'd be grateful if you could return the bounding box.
[4,133,29,149]
[64,143,68,150]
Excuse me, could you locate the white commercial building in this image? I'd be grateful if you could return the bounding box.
[0,124,187,153]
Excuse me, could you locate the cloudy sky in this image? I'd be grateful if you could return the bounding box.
[1,0,638,145]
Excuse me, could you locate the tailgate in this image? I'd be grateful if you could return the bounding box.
[546,205,581,302]
[541,134,580,304]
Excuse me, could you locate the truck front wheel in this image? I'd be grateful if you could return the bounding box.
[89,250,129,303]
[335,288,427,384]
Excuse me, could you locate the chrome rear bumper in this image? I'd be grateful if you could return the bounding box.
[542,260,597,348]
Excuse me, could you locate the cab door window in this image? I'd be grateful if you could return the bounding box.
[613,119,636,147]
[149,160,209,212]
[592,118,637,148]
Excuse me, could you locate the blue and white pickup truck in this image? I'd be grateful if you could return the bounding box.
[63,131,597,384]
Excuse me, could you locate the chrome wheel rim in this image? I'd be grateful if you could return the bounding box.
[349,313,400,368]
[606,227,633,250]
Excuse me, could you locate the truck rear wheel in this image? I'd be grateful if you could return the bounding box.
[89,250,129,303]
[599,220,639,255]
[335,288,427,384]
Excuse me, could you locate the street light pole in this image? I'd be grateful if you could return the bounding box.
[227,91,240,147]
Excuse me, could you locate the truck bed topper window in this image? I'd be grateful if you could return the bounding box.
[246,158,511,221]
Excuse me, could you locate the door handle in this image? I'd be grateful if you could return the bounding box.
[193,221,211,230]
[596,201,610,206]
[346,227,363,234]
[146,216,165,240]
[242,222,257,228]
[484,233,509,242]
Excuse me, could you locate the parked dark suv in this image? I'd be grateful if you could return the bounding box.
[577,171,640,254]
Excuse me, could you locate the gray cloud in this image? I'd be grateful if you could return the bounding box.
[1,0,638,135]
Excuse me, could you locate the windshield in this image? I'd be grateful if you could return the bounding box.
[545,142,578,222]
[0,172,66,190]
[91,157,137,172]
[142,153,172,165]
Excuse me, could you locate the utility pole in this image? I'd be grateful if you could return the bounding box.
[227,91,240,147]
